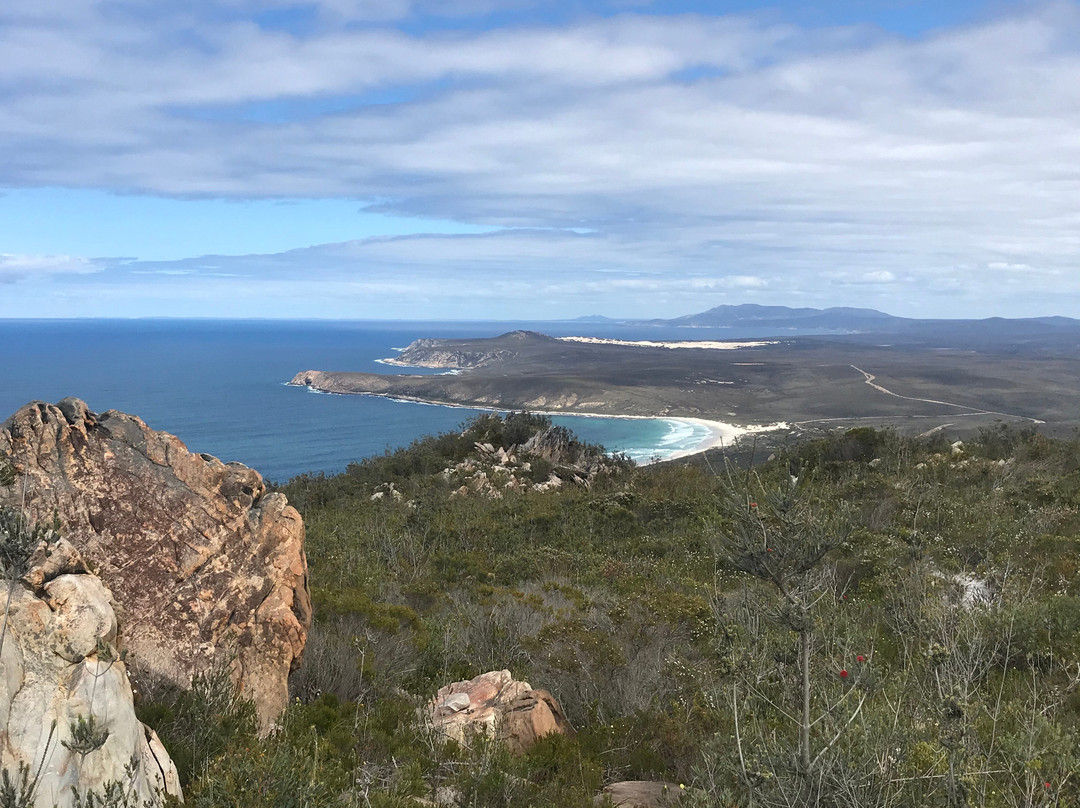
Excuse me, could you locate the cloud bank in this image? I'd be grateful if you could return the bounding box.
[2,1,1080,317]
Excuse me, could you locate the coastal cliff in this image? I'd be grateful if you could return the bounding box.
[0,398,312,731]
[288,367,659,417]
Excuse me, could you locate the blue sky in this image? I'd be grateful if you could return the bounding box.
[2,0,1078,319]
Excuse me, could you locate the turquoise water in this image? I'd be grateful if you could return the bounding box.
[0,320,723,481]
[549,415,712,464]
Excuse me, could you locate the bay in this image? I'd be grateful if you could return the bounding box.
[0,319,753,481]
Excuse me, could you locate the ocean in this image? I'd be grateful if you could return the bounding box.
[0,319,755,482]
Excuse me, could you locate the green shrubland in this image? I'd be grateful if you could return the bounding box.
[125,417,1080,806]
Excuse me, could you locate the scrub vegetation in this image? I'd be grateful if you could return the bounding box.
[130,416,1080,807]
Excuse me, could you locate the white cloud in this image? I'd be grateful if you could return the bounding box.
[985,261,1059,275]
[2,3,1080,315]
[726,275,769,288]
[0,254,101,282]
[689,275,769,289]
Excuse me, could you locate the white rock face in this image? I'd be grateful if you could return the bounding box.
[953,572,993,608]
[0,539,182,807]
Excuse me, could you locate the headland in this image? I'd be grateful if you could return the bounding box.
[290,326,1080,456]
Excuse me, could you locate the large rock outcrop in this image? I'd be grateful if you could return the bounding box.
[1,537,181,806]
[427,670,573,755]
[0,399,312,730]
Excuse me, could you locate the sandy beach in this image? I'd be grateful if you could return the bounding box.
[658,417,790,461]
[477,407,789,461]
[313,385,787,462]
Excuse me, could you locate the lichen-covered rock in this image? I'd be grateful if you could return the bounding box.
[0,399,312,730]
[427,669,573,755]
[0,539,181,807]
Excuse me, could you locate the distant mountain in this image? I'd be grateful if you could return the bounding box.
[643,306,1080,337]
[571,314,621,323]
[637,304,1080,348]
[655,304,903,330]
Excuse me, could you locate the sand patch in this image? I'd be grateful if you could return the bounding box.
[557,337,778,350]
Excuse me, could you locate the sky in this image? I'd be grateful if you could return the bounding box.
[2,0,1079,320]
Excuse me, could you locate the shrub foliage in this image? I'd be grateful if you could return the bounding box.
[120,418,1080,805]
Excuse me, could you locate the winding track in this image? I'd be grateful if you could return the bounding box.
[849,366,989,412]
[795,366,1043,426]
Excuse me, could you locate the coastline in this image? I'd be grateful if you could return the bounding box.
[657,417,791,462]
[659,417,742,461]
[289,380,787,462]
[374,358,462,375]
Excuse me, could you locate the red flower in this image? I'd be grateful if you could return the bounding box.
[839,669,849,678]
[749,502,758,508]
[856,655,865,662]
[767,548,773,553]
[1045,782,1052,789]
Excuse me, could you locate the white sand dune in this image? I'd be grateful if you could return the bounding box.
[557,336,778,350]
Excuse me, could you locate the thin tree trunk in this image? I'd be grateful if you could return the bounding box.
[800,624,811,774]
[0,573,17,659]
[733,681,755,807]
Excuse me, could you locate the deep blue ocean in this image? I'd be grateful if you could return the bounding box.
[0,319,770,482]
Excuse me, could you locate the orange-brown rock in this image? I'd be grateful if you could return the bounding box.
[0,399,311,730]
[427,669,573,755]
